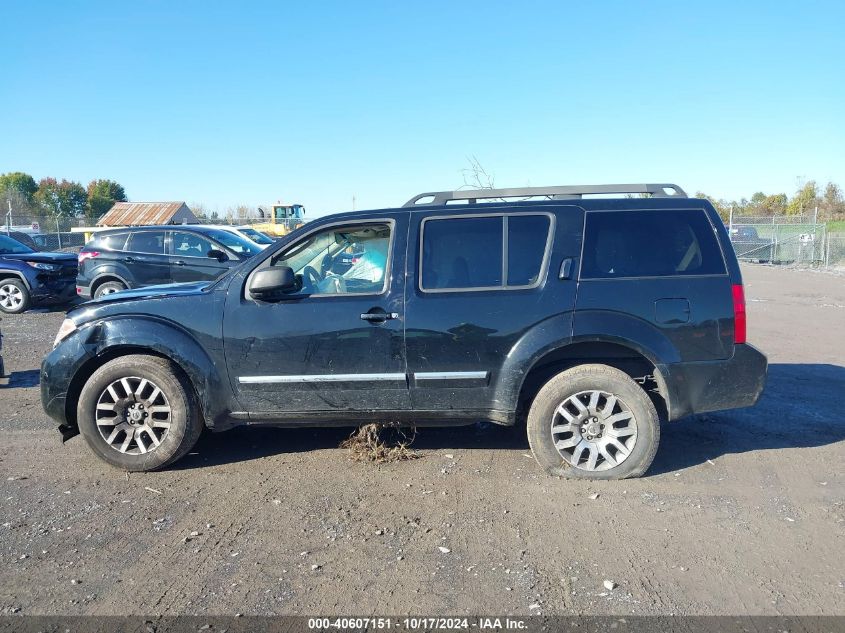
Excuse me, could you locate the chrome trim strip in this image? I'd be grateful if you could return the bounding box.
[239,373,406,384]
[413,371,489,381]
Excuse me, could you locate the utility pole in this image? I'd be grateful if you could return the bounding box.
[352,195,356,211]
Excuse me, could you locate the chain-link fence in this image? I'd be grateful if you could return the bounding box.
[727,212,845,270]
[2,214,91,252]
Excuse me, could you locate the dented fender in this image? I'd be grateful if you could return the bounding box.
[41,310,236,438]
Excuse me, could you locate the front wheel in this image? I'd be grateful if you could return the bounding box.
[527,364,660,480]
[0,278,31,314]
[77,354,204,471]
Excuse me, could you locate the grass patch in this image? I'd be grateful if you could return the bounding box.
[341,423,420,463]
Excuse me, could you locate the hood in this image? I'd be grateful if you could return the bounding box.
[1,251,77,264]
[85,281,210,306]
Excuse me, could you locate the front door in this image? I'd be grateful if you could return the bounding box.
[222,214,410,414]
[168,230,233,283]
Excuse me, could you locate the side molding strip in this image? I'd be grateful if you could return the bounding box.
[413,371,489,380]
[239,373,406,384]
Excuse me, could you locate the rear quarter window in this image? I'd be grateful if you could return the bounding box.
[581,209,726,279]
[90,232,129,251]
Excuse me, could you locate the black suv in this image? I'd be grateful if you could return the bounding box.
[42,184,767,479]
[76,225,262,299]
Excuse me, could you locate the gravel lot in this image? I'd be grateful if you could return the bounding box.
[0,264,843,616]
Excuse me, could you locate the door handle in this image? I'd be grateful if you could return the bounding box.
[360,312,399,322]
[174,260,186,266]
[559,257,574,280]
[124,256,136,263]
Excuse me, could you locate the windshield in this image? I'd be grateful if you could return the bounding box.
[203,228,260,257]
[0,234,36,254]
[238,227,274,245]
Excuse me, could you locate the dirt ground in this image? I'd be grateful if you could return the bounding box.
[0,264,843,616]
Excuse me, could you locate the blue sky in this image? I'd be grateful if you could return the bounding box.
[2,1,843,217]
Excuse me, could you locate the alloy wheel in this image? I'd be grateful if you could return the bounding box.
[95,376,172,455]
[0,283,24,311]
[550,390,638,471]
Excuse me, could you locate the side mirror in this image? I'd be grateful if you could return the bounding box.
[249,266,297,299]
[207,249,228,262]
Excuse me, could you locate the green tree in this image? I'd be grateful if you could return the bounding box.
[0,172,38,202]
[694,192,730,221]
[820,182,844,218]
[787,180,818,216]
[86,179,127,220]
[34,178,88,217]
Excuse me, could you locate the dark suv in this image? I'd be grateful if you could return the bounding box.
[42,184,767,479]
[76,225,261,299]
[0,234,78,313]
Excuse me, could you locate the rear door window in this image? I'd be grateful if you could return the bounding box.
[507,215,552,286]
[420,213,552,291]
[126,231,166,255]
[581,209,726,279]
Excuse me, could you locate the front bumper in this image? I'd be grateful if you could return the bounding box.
[660,343,768,420]
[30,275,77,304]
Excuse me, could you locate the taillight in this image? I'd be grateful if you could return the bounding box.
[78,251,99,264]
[732,284,746,344]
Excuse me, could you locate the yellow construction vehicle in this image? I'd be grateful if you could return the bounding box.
[251,202,306,237]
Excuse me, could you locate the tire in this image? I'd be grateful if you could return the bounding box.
[77,354,204,471]
[527,364,659,480]
[93,280,127,299]
[0,278,31,314]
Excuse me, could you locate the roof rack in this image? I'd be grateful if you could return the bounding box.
[402,183,688,207]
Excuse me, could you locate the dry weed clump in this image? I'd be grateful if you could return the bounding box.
[340,423,420,463]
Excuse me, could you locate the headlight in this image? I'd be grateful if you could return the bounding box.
[53,319,77,349]
[27,261,60,271]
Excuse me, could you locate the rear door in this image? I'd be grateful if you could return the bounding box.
[404,206,584,414]
[168,230,233,283]
[123,230,171,287]
[575,207,733,361]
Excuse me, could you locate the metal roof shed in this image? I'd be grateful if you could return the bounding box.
[97,202,197,227]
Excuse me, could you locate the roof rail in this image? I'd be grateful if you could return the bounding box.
[402,183,688,207]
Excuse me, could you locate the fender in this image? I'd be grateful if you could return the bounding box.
[90,269,132,288]
[497,309,677,414]
[45,314,236,433]
[0,269,30,289]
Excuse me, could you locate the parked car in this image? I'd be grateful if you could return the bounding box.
[0,234,78,313]
[76,225,262,299]
[234,226,276,246]
[193,225,271,250]
[31,232,86,252]
[3,230,40,251]
[43,183,767,479]
[728,225,774,262]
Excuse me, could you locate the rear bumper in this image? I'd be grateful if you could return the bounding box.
[661,343,768,420]
[75,281,93,299]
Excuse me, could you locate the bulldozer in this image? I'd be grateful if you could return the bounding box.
[251,202,306,237]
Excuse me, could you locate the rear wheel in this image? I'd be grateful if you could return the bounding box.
[77,354,204,471]
[527,364,659,480]
[0,278,31,314]
[93,280,126,299]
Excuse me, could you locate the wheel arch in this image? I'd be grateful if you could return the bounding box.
[62,317,231,433]
[0,270,30,289]
[516,338,670,423]
[90,273,130,295]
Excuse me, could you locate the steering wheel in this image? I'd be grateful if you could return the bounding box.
[303,265,322,288]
